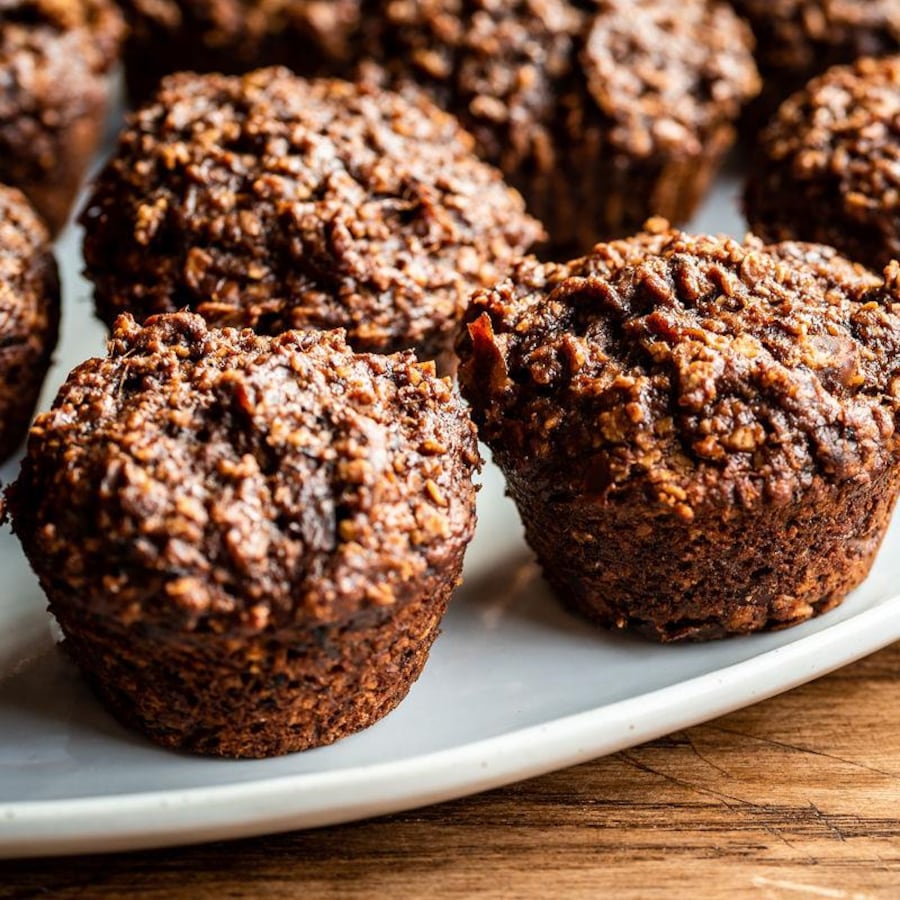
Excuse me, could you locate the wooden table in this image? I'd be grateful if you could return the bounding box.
[2,641,899,898]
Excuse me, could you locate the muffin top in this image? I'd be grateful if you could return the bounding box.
[359,0,581,171]
[0,0,122,74]
[0,182,57,339]
[8,312,480,633]
[729,1,900,74]
[457,220,900,519]
[582,0,760,156]
[120,0,363,68]
[360,0,759,166]
[747,56,900,272]
[81,68,543,360]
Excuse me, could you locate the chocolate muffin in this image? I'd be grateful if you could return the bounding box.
[358,0,760,253]
[6,311,479,757]
[746,56,900,274]
[457,220,900,641]
[118,0,363,104]
[80,68,543,369]
[729,0,900,129]
[0,0,123,234]
[0,184,60,464]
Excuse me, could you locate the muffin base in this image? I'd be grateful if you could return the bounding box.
[526,122,734,257]
[1,95,110,236]
[745,156,900,277]
[31,110,107,236]
[508,467,899,642]
[51,586,453,758]
[0,343,53,463]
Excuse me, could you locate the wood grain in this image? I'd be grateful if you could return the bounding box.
[3,642,900,899]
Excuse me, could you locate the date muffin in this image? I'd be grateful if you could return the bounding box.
[118,0,363,103]
[358,0,760,253]
[0,0,123,234]
[746,56,900,274]
[457,220,900,641]
[728,0,900,129]
[80,68,543,369]
[6,311,480,757]
[0,184,60,463]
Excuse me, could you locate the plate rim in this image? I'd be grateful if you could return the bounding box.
[3,592,899,859]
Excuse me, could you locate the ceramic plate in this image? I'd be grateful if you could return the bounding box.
[2,170,899,860]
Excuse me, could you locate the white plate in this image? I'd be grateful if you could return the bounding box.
[2,171,899,860]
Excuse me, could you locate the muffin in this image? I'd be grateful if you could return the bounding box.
[457,220,900,641]
[0,185,60,464]
[729,0,900,129]
[746,56,900,274]
[358,0,760,253]
[118,0,363,104]
[80,68,543,370]
[6,311,479,757]
[0,0,123,234]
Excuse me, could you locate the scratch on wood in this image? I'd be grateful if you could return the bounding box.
[751,875,871,899]
[760,824,817,866]
[619,751,748,811]
[681,731,735,781]
[706,725,898,780]
[808,803,848,843]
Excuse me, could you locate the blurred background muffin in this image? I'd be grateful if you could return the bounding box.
[746,55,900,273]
[358,0,760,254]
[80,68,543,370]
[0,0,123,233]
[118,0,363,102]
[728,0,900,131]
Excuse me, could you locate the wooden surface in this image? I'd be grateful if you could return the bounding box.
[3,641,900,898]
